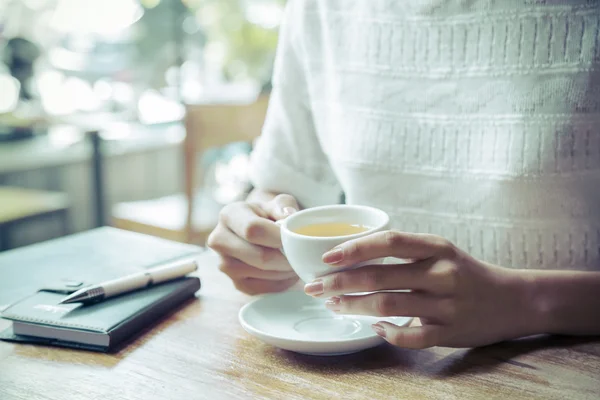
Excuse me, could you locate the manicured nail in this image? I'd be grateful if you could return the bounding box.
[372,323,386,338]
[325,296,341,311]
[304,280,323,296]
[323,247,343,264]
[282,207,297,217]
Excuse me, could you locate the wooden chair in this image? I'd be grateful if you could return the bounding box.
[0,186,70,251]
[112,94,270,245]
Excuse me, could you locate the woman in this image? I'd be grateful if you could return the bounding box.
[207,0,600,349]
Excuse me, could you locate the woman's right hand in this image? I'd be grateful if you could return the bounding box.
[207,192,300,295]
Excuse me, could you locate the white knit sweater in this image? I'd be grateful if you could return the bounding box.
[249,0,600,271]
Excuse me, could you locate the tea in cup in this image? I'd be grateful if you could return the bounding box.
[278,205,390,283]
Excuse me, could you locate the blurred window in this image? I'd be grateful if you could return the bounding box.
[0,0,285,128]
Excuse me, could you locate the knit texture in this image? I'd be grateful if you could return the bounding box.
[250,0,600,270]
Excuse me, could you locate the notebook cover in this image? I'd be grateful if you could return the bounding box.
[0,226,203,351]
[1,277,200,351]
[0,226,202,309]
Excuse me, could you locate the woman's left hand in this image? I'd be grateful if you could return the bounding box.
[303,230,539,349]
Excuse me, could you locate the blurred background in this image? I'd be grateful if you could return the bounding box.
[0,0,284,251]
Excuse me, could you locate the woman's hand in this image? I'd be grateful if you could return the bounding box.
[303,231,538,349]
[207,191,300,295]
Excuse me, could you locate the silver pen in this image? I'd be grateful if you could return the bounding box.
[59,258,198,304]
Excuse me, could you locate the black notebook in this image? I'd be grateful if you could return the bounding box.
[1,278,200,351]
[0,227,203,352]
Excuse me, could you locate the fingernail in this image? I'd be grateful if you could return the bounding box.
[304,280,323,296]
[325,296,341,311]
[372,323,386,338]
[282,207,297,217]
[323,247,343,264]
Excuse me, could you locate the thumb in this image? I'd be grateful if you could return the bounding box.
[264,194,300,221]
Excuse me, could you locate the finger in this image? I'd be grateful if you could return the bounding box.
[219,202,281,248]
[306,259,457,297]
[372,321,443,349]
[207,224,290,271]
[324,292,451,322]
[306,261,427,296]
[322,231,456,267]
[262,194,300,221]
[218,256,297,281]
[234,277,299,296]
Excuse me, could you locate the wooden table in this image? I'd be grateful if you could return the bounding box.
[1,250,599,400]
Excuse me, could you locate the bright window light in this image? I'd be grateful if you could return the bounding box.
[50,0,143,36]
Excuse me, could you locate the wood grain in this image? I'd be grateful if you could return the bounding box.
[1,250,599,400]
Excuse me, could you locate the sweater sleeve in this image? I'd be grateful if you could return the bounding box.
[248,0,342,209]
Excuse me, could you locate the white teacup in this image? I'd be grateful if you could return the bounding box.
[279,205,391,283]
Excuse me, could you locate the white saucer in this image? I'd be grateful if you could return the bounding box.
[238,291,412,356]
